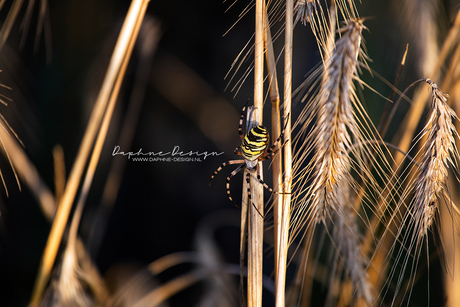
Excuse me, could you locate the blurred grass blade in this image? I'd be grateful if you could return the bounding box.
[0,123,55,220]
[132,270,205,307]
[0,0,24,52]
[88,17,161,257]
[29,1,150,305]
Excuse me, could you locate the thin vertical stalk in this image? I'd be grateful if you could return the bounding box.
[253,3,264,119]
[443,37,460,307]
[53,145,66,205]
[245,107,264,307]
[239,187,248,305]
[443,183,460,307]
[247,0,265,306]
[275,0,293,306]
[262,0,282,278]
[29,1,149,306]
[240,104,252,304]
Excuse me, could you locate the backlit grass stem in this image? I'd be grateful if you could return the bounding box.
[29,1,150,305]
[275,0,293,306]
[246,1,264,305]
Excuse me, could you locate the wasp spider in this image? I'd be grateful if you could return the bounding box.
[209,101,288,216]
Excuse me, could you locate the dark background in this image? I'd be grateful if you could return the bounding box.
[0,0,455,306]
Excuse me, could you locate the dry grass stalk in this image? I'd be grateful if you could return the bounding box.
[245,107,264,307]
[441,186,460,307]
[262,0,284,284]
[240,181,249,305]
[245,0,265,306]
[29,1,150,305]
[274,0,293,306]
[52,145,66,205]
[442,23,460,307]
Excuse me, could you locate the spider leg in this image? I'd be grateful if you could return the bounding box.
[259,145,283,162]
[254,162,291,196]
[238,99,251,141]
[265,114,290,157]
[209,159,246,185]
[226,164,246,207]
[234,146,243,156]
[246,170,264,218]
[258,135,290,161]
[255,163,275,193]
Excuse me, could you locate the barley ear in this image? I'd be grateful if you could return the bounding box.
[310,18,365,224]
[414,79,457,240]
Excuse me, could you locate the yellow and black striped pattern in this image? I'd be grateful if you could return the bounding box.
[241,125,269,161]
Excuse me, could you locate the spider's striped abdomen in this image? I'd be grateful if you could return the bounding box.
[241,125,269,161]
